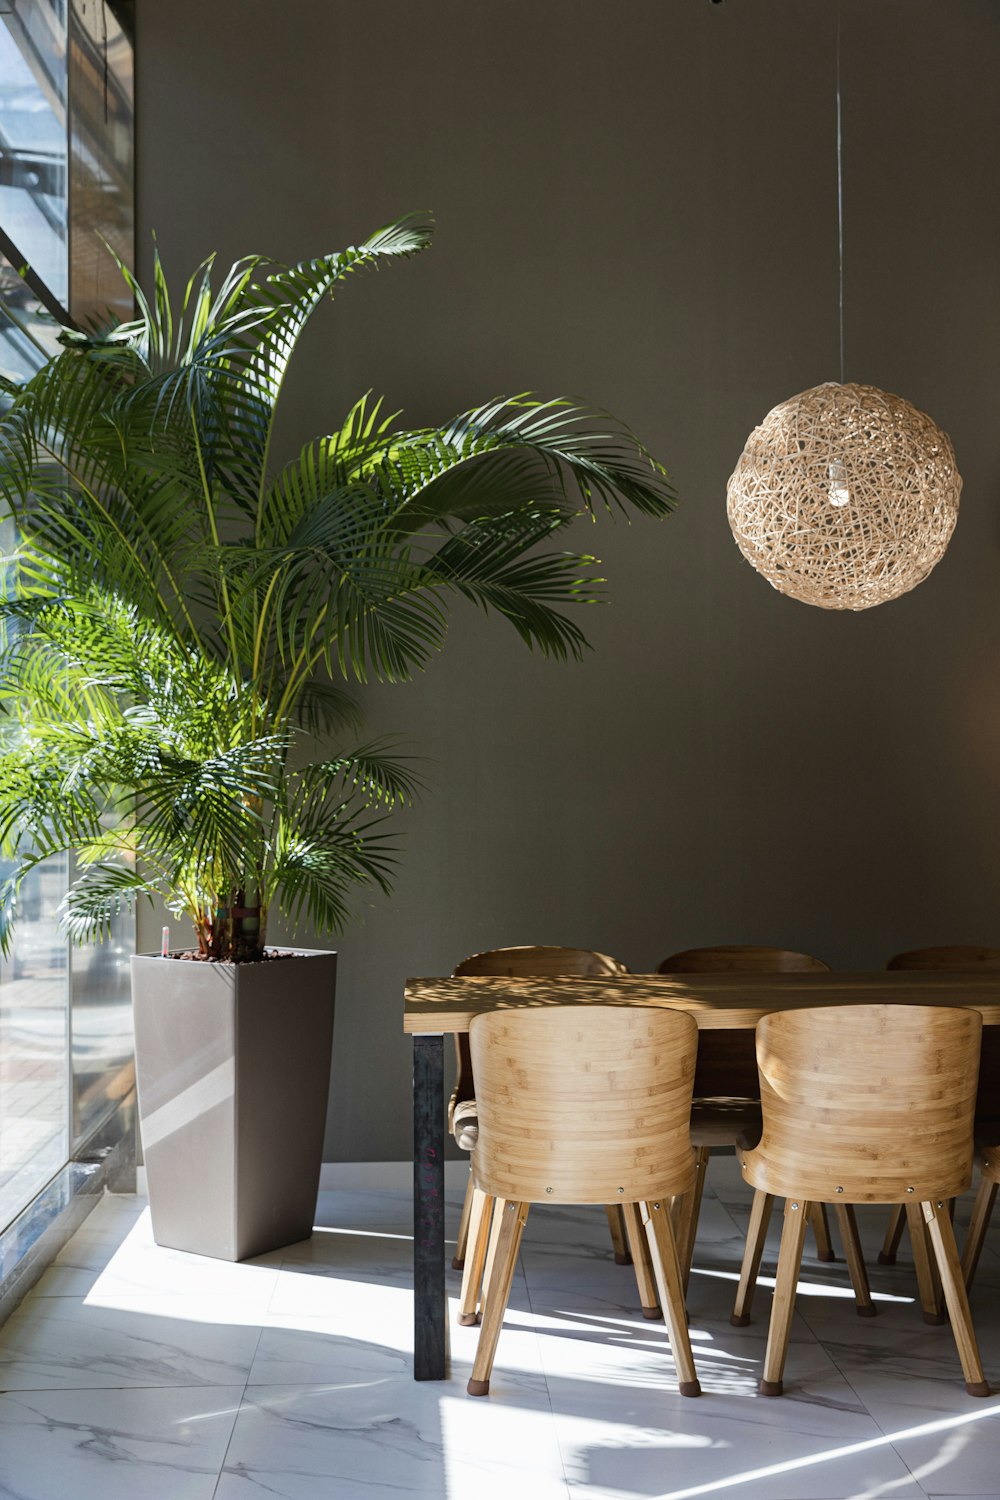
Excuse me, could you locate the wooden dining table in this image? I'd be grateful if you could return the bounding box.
[403,969,1000,1380]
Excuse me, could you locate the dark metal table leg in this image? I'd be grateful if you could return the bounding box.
[413,1033,446,1379]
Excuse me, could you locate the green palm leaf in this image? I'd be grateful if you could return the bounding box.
[0,214,676,957]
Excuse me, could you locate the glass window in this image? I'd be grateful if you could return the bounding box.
[0,3,68,305]
[0,0,134,1231]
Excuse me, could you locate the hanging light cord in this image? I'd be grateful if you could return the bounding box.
[836,4,846,384]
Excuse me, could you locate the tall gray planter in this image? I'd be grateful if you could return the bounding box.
[131,949,337,1261]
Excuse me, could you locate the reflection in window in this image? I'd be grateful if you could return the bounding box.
[0,0,134,1232]
[0,853,69,1230]
[69,0,133,325]
[0,251,63,380]
[0,7,67,306]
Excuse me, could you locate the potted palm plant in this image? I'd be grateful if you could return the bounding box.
[0,214,676,1259]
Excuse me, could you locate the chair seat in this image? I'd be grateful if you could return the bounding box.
[459,1095,762,1152]
[453,1099,479,1151]
[690,1096,762,1149]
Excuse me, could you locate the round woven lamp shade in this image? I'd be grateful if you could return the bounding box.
[726,382,961,611]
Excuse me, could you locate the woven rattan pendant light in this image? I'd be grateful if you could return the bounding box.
[726,16,961,612]
[727,382,961,610]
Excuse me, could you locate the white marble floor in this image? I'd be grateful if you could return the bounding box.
[1,1158,999,1500]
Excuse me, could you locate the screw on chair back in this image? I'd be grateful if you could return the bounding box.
[469,1005,698,1205]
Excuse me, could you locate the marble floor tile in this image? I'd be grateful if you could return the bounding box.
[3,1169,1000,1498]
[556,1407,929,1499]
[38,1212,282,1308]
[825,1370,1000,1497]
[0,1384,243,1500]
[0,1292,262,1389]
[266,1256,415,1322]
[246,1315,416,1387]
[214,1379,566,1500]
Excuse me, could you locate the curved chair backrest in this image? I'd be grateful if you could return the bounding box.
[470,1005,698,1205]
[886,946,1000,971]
[454,945,628,978]
[657,945,830,974]
[746,1003,982,1203]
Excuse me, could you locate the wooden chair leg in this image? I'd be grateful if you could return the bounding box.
[961,1175,998,1292]
[479,1190,506,1319]
[643,1198,701,1396]
[621,1201,661,1319]
[468,1201,529,1397]
[906,1200,946,1325]
[453,1169,475,1270]
[674,1146,710,1293]
[458,1189,492,1326]
[731,1189,773,1326]
[760,1196,810,1396]
[809,1202,836,1262]
[922,1199,990,1397]
[834,1203,876,1317]
[605,1204,632,1265]
[878,1204,906,1265]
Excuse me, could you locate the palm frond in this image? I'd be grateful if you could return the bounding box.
[271,810,399,936]
[0,215,677,957]
[292,741,422,809]
[62,862,159,944]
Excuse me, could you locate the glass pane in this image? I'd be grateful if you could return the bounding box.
[0,249,64,380]
[66,0,135,1145]
[0,853,69,1230]
[0,509,70,1229]
[0,4,68,305]
[70,860,134,1150]
[68,0,133,325]
[0,0,135,1220]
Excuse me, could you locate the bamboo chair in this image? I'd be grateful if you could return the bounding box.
[963,1140,1000,1290]
[448,946,645,1306]
[734,1003,988,1397]
[464,1004,702,1398]
[880,947,1000,1291]
[656,946,845,1289]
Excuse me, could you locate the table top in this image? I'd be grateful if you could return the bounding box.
[403,969,1000,1033]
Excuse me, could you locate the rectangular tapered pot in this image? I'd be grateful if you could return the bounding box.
[131,949,337,1261]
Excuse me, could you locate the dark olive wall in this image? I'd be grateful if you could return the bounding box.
[136,0,1000,1159]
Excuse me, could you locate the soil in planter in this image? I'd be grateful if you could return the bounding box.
[164,949,299,963]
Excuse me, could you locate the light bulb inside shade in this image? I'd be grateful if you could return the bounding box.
[828,459,850,507]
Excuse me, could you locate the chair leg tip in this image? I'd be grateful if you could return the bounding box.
[451,1256,465,1270]
[641,1305,663,1320]
[877,1251,897,1265]
[614,1252,633,1265]
[922,1312,948,1326]
[966,1380,991,1398]
[730,1313,751,1327]
[457,1313,480,1326]
[815,1249,837,1263]
[678,1380,701,1398]
[467,1378,490,1397]
[856,1305,878,1318]
[759,1379,783,1397]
